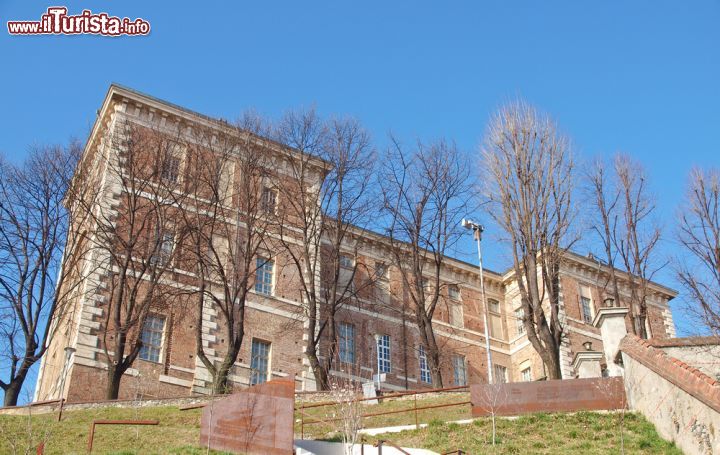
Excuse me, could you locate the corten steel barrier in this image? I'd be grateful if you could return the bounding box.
[87,419,159,452]
[471,376,626,417]
[25,398,65,422]
[295,385,470,439]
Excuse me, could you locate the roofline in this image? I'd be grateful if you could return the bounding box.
[498,249,677,299]
[345,222,505,281]
[105,83,333,172]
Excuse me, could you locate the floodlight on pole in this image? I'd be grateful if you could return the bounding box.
[462,218,494,384]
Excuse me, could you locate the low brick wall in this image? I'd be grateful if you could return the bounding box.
[471,377,625,417]
[620,335,720,455]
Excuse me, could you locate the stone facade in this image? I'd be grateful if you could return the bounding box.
[33,85,678,403]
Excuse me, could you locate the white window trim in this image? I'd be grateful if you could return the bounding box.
[139,314,166,364]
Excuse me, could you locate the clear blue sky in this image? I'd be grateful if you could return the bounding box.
[2,1,719,340]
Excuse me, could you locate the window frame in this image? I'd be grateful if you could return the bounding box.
[260,186,278,215]
[139,314,165,363]
[250,338,271,385]
[339,254,354,269]
[448,285,461,301]
[487,298,501,314]
[338,322,356,364]
[255,256,274,296]
[418,345,431,384]
[453,355,467,386]
[376,334,391,374]
[160,154,181,183]
[515,308,526,335]
[151,228,175,267]
[580,296,594,324]
[493,364,508,384]
[521,366,532,382]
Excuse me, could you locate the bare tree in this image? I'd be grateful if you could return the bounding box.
[380,137,472,387]
[587,155,662,337]
[274,109,376,390]
[328,375,364,455]
[67,121,192,399]
[613,155,662,338]
[482,101,575,380]
[181,114,276,394]
[586,158,623,308]
[676,168,720,336]
[0,143,86,406]
[475,382,509,447]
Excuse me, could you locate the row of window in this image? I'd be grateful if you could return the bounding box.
[160,155,279,213]
[340,326,468,385]
[140,315,531,386]
[139,314,274,385]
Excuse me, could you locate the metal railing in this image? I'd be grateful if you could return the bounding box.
[295,385,470,439]
[87,419,159,452]
[374,439,411,455]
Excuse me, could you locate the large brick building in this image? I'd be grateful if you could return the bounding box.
[34,85,677,402]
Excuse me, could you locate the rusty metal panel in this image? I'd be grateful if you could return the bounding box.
[471,377,625,417]
[200,379,295,455]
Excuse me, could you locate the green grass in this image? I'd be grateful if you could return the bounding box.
[0,395,680,454]
[369,411,682,454]
[296,392,471,439]
[0,406,231,455]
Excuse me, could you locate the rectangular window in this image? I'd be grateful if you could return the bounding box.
[152,229,174,266]
[418,345,431,383]
[580,297,593,324]
[453,355,467,386]
[515,308,525,335]
[139,315,165,363]
[377,334,391,373]
[521,367,532,382]
[338,322,355,364]
[250,339,271,385]
[579,285,594,324]
[449,302,464,327]
[161,156,180,183]
[339,254,354,269]
[488,299,500,313]
[255,257,274,296]
[493,365,508,384]
[375,262,388,280]
[448,285,461,300]
[261,187,277,214]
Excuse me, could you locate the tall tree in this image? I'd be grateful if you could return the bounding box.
[380,137,472,387]
[676,168,720,336]
[68,121,191,399]
[274,109,376,390]
[0,143,86,406]
[482,101,575,380]
[586,158,623,308]
[587,155,662,338]
[180,115,276,394]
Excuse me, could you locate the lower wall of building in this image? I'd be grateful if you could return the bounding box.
[621,339,720,455]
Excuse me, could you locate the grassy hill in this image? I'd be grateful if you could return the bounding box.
[0,393,680,454]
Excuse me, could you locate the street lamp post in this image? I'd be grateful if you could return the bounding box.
[462,219,494,384]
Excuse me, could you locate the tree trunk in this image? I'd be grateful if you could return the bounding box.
[418,313,443,388]
[3,377,24,407]
[543,350,563,380]
[213,345,241,394]
[106,366,122,400]
[307,344,329,390]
